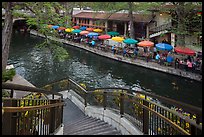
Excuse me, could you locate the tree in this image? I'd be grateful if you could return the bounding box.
[128,2,135,39]
[2,2,14,70]
[2,2,73,71]
[160,2,202,47]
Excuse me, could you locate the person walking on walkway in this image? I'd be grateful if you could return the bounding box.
[91,39,95,48]
[155,52,160,64]
[175,58,180,69]
[134,46,139,59]
[112,45,116,55]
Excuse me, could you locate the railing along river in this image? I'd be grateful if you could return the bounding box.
[2,83,64,135]
[42,77,202,135]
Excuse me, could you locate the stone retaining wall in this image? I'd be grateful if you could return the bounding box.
[29,30,202,82]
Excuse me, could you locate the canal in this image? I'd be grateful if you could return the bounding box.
[8,31,202,107]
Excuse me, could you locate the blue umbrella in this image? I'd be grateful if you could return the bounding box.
[155,43,173,51]
[52,25,59,29]
[80,26,87,31]
[87,32,98,37]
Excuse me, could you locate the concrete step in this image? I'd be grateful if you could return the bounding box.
[94,130,122,135]
[78,125,118,135]
[69,123,111,135]
[64,116,94,127]
[64,116,121,135]
[65,119,105,134]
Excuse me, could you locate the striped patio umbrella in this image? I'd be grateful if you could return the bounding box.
[86,28,95,31]
[79,30,90,35]
[71,29,82,34]
[93,28,103,33]
[137,40,154,47]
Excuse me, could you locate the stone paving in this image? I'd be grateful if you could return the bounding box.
[30,30,202,82]
[6,73,34,98]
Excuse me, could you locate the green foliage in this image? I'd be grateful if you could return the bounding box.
[22,2,70,62]
[2,68,16,82]
[2,89,10,97]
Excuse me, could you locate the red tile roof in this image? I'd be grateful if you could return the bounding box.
[72,12,152,22]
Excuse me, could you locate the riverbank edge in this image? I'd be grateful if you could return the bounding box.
[29,30,202,82]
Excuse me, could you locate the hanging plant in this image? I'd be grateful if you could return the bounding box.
[93,90,103,105]
[160,33,165,37]
[58,79,68,90]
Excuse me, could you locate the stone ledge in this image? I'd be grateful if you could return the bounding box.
[30,30,202,82]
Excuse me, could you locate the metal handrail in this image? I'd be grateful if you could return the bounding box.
[41,78,202,135]
[87,87,202,116]
[2,82,63,99]
[3,102,64,112]
[2,83,64,135]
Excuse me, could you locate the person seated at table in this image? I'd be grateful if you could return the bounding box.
[186,59,193,71]
[91,39,95,48]
[133,47,139,59]
[155,52,160,64]
[85,38,89,45]
[123,48,127,57]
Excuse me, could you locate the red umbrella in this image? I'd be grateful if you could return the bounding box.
[86,28,94,31]
[98,34,111,40]
[57,27,66,30]
[137,40,154,47]
[73,26,80,29]
[174,46,196,56]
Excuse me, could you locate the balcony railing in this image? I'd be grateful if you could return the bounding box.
[149,22,172,34]
[41,78,202,135]
[2,83,64,135]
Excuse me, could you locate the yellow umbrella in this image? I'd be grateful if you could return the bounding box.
[111,36,124,43]
[65,28,74,33]
[93,28,103,33]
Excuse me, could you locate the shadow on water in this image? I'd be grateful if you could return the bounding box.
[8,31,202,107]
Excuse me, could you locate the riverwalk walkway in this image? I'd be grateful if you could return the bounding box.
[30,30,202,82]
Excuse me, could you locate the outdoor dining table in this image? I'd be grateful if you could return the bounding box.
[126,50,134,57]
[100,45,108,51]
[179,62,188,70]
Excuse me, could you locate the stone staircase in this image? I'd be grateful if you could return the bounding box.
[63,115,122,135]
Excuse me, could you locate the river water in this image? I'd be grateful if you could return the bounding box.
[8,31,202,107]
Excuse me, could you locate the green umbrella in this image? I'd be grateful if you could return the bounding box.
[71,29,82,34]
[107,31,119,36]
[123,38,138,44]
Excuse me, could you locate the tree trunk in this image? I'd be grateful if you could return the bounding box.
[175,2,185,47]
[128,2,135,39]
[2,2,14,71]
